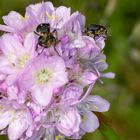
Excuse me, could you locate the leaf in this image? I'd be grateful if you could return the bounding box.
[99,124,120,140]
[95,112,120,140]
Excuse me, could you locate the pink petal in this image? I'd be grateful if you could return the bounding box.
[56,108,81,136]
[54,6,71,28]
[6,74,18,86]
[78,71,98,86]
[7,85,18,100]
[0,24,15,32]
[2,11,28,31]
[102,72,115,79]
[0,34,24,56]
[0,111,13,130]
[24,32,37,57]
[8,118,28,140]
[80,111,99,132]
[31,86,53,106]
[96,37,105,50]
[0,56,10,67]
[85,95,110,112]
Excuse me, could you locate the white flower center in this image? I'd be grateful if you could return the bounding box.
[36,68,52,84]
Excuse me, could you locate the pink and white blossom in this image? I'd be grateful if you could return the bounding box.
[20,55,68,106]
[0,1,114,140]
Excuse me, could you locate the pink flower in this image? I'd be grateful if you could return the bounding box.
[56,107,81,136]
[2,11,31,34]
[58,12,86,49]
[0,100,33,140]
[61,83,83,104]
[0,33,37,86]
[20,55,68,106]
[0,1,73,36]
[80,110,99,133]
[79,95,110,133]
[77,71,98,87]
[78,36,101,59]
[26,2,71,29]
[8,110,32,140]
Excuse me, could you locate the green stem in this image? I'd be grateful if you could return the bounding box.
[99,124,120,140]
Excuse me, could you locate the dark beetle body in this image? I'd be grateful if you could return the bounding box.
[35,23,58,48]
[84,24,108,39]
[36,23,50,35]
[38,34,56,48]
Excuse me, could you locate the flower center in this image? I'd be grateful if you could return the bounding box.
[36,68,52,84]
[18,54,29,68]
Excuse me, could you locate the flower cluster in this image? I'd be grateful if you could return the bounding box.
[0,2,114,140]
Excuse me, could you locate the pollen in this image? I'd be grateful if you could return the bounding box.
[0,105,3,113]
[93,105,99,110]
[36,68,52,84]
[98,59,105,63]
[45,11,59,20]
[56,134,64,140]
[11,110,16,122]
[19,15,29,21]
[18,54,29,68]
[81,115,86,123]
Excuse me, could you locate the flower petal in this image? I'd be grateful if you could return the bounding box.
[61,83,83,103]
[8,117,28,140]
[3,11,30,32]
[54,6,71,28]
[0,110,13,130]
[6,74,18,86]
[80,111,99,132]
[85,95,110,112]
[0,34,24,58]
[24,32,37,57]
[56,107,81,136]
[0,24,15,32]
[31,86,53,106]
[78,71,98,87]
[101,72,115,79]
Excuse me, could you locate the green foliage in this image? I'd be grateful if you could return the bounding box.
[100,124,120,140]
[0,0,140,140]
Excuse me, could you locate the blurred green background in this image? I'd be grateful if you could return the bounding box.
[0,0,140,140]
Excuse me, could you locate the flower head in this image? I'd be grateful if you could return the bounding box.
[0,1,114,140]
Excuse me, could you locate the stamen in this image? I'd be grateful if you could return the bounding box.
[35,68,52,84]
[56,134,64,140]
[18,54,29,68]
[81,115,86,123]
[19,15,29,21]
[46,11,56,20]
